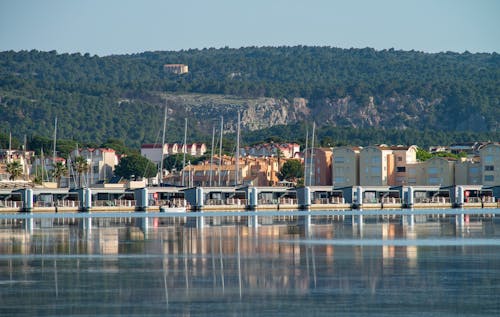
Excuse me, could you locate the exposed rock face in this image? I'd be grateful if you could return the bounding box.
[308,95,451,130]
[154,92,489,133]
[242,97,309,130]
[156,93,309,133]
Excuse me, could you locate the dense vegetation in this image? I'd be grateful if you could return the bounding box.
[241,123,500,148]
[1,46,498,151]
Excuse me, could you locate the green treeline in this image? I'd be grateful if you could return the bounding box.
[241,123,500,148]
[0,46,499,149]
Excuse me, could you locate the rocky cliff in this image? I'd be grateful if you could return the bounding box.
[152,92,486,133]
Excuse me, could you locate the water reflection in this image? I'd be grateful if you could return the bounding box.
[0,214,499,316]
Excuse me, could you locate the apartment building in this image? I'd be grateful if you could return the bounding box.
[243,157,280,186]
[455,158,482,185]
[480,143,500,186]
[140,144,167,165]
[240,143,300,158]
[0,150,34,181]
[332,146,360,187]
[141,143,207,165]
[359,146,393,186]
[422,157,455,186]
[164,156,281,187]
[304,148,332,186]
[389,146,418,186]
[183,143,207,157]
[69,148,118,186]
[405,162,425,185]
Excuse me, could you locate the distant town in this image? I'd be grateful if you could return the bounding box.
[1,140,499,189]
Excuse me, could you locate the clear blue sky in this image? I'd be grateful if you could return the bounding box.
[1,0,498,56]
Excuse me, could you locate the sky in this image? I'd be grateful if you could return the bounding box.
[0,0,498,56]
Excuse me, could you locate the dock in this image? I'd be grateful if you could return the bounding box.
[0,185,498,213]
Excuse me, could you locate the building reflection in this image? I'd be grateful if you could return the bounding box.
[0,214,494,301]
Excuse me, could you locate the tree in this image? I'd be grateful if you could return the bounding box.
[100,138,134,155]
[279,159,303,182]
[6,160,23,180]
[51,161,68,188]
[416,148,433,161]
[114,154,157,180]
[73,156,89,188]
[163,153,197,172]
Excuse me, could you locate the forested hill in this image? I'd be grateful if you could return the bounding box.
[0,46,499,149]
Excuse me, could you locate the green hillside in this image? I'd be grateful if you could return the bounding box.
[1,46,499,151]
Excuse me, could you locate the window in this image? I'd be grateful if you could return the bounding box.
[485,165,494,171]
[334,156,344,164]
[397,156,403,162]
[334,167,344,176]
[370,176,381,185]
[484,155,494,164]
[371,166,381,174]
[428,177,441,185]
[334,177,345,184]
[428,167,439,175]
[396,166,406,173]
[371,156,381,164]
[484,175,494,182]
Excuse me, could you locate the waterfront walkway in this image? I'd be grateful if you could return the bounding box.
[0,185,498,213]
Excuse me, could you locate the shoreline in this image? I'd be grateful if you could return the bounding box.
[0,202,499,214]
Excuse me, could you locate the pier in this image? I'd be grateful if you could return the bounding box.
[0,185,498,213]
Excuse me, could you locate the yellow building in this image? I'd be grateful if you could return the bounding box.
[422,157,455,186]
[455,158,482,185]
[359,146,393,186]
[479,143,500,186]
[332,146,360,187]
[405,162,425,185]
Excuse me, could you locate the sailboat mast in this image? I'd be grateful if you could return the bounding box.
[304,127,309,186]
[41,148,45,182]
[218,116,223,186]
[52,117,57,166]
[8,131,11,163]
[159,106,167,185]
[310,122,316,186]
[235,111,240,186]
[24,135,28,181]
[182,118,187,187]
[209,124,215,187]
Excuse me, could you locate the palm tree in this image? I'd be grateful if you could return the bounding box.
[6,160,24,181]
[51,161,68,188]
[72,156,89,188]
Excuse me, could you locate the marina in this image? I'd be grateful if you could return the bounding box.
[1,208,499,316]
[0,185,499,213]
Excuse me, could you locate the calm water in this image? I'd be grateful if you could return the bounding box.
[1,211,500,316]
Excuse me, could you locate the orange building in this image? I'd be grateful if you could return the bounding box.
[165,156,281,187]
[304,148,333,186]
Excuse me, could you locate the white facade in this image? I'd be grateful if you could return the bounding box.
[69,148,118,186]
[141,144,167,165]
